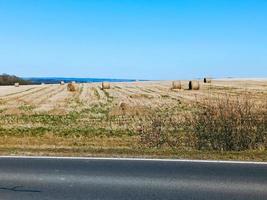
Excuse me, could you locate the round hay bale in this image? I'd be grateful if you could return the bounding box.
[171,81,181,89]
[189,80,200,90]
[204,77,212,83]
[136,125,143,133]
[102,82,110,90]
[67,83,76,92]
[14,82,19,87]
[119,102,127,111]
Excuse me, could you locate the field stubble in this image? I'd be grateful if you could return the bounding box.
[0,79,266,160]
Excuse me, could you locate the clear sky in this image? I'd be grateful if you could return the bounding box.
[0,0,266,80]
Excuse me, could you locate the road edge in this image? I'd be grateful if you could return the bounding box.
[0,155,267,165]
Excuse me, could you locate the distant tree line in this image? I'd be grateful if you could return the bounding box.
[0,74,32,85]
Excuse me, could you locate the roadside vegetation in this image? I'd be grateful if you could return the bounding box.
[139,95,267,152]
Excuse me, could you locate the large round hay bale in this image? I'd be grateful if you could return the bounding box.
[204,77,212,83]
[189,80,200,90]
[171,81,181,89]
[67,83,76,92]
[102,82,110,90]
[14,82,19,87]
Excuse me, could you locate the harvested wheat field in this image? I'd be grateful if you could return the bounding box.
[0,79,266,160]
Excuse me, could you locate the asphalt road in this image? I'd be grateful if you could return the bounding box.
[0,157,267,200]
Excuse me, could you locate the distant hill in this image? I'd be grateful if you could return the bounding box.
[0,74,32,85]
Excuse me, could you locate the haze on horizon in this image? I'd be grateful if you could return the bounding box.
[0,0,266,80]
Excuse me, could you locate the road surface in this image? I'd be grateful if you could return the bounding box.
[0,156,267,200]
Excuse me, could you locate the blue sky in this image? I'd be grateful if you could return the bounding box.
[0,0,266,80]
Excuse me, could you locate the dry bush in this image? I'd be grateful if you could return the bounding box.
[138,95,266,151]
[188,95,267,151]
[139,114,168,148]
[138,110,188,148]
